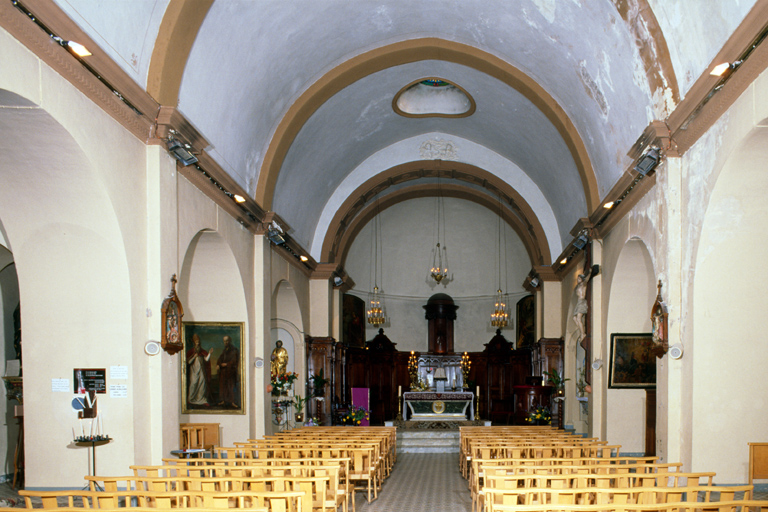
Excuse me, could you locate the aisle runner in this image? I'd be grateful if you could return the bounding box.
[355,452,472,512]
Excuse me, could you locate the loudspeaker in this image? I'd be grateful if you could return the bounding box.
[144,341,161,356]
[669,344,683,360]
[591,359,603,370]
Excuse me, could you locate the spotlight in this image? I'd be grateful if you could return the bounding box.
[560,257,568,265]
[530,277,540,288]
[333,275,344,287]
[573,232,589,250]
[233,194,246,203]
[299,255,308,262]
[710,61,741,77]
[634,147,660,176]
[66,41,92,57]
[603,201,615,209]
[167,138,198,166]
[266,221,285,245]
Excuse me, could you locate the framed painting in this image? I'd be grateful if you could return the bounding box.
[342,294,365,348]
[181,322,245,414]
[516,295,535,348]
[608,333,656,389]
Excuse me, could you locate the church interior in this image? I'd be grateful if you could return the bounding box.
[1,0,768,493]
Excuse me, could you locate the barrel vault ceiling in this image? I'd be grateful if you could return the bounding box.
[14,0,760,273]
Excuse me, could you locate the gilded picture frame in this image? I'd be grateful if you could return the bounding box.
[608,333,656,389]
[181,322,245,414]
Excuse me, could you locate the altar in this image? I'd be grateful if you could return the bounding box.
[403,391,474,421]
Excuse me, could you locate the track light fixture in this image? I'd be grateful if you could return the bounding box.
[634,147,660,176]
[266,221,286,245]
[573,231,589,250]
[166,136,198,166]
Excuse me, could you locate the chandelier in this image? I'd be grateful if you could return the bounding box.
[367,202,386,326]
[490,193,511,328]
[430,174,450,283]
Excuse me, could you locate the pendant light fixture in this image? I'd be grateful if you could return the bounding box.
[367,201,386,326]
[430,173,450,284]
[490,193,510,328]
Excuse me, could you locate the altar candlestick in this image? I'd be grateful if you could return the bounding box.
[398,386,402,397]
[476,385,480,397]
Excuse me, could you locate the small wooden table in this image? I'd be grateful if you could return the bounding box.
[749,442,768,484]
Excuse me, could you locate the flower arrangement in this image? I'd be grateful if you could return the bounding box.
[304,417,320,427]
[525,405,552,425]
[270,371,298,395]
[341,404,370,425]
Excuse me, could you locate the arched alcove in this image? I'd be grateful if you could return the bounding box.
[604,238,655,453]
[0,242,20,476]
[692,126,768,481]
[269,280,305,434]
[179,230,249,445]
[0,89,133,487]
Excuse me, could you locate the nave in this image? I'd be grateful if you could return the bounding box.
[353,453,471,512]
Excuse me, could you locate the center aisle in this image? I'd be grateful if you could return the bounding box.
[354,452,472,512]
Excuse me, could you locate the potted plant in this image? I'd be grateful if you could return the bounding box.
[293,394,309,423]
[341,404,370,426]
[543,369,569,396]
[525,405,552,425]
[311,369,329,397]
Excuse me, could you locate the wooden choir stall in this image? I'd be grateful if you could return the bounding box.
[308,293,564,426]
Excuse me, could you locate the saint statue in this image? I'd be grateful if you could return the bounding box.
[270,340,288,377]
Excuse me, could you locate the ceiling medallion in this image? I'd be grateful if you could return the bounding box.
[420,139,458,161]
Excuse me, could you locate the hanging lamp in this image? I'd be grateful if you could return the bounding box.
[490,193,510,328]
[367,202,386,326]
[430,174,450,283]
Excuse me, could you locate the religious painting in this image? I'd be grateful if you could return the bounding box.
[181,322,245,414]
[342,294,365,348]
[608,333,656,389]
[516,295,535,348]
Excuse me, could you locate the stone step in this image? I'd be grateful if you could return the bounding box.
[396,430,461,453]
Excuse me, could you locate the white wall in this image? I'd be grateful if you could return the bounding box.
[344,196,532,351]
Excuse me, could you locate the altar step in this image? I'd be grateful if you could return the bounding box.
[397,430,461,453]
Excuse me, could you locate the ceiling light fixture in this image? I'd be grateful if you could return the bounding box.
[299,255,308,262]
[560,257,569,265]
[490,193,510,329]
[633,147,660,176]
[166,136,198,166]
[367,200,386,326]
[603,201,615,209]
[233,194,246,203]
[429,174,450,284]
[66,41,91,57]
[266,221,286,245]
[710,61,742,76]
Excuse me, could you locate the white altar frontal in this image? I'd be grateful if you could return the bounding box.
[403,391,474,421]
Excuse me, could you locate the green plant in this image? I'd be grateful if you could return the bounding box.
[525,405,552,424]
[342,404,370,425]
[293,394,310,414]
[311,369,329,396]
[543,369,570,389]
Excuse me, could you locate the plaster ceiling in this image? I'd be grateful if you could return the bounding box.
[48,0,756,265]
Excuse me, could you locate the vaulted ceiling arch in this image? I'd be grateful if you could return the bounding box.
[255,37,600,213]
[322,161,552,269]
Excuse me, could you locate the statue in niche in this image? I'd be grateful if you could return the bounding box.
[271,340,288,377]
